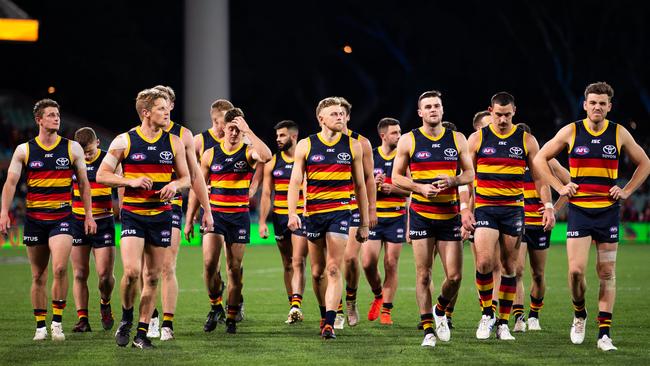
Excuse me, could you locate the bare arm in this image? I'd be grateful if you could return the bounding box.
[193,133,204,160]
[71,141,97,234]
[611,126,650,200]
[532,124,578,197]
[249,162,265,198]
[459,131,480,231]
[351,139,369,241]
[549,158,571,185]
[182,127,213,232]
[157,134,190,201]
[435,132,475,189]
[0,144,26,233]
[360,137,377,228]
[392,132,438,197]
[184,149,213,240]
[287,139,308,231]
[527,133,555,231]
[96,134,145,188]
[257,158,274,238]
[236,116,272,164]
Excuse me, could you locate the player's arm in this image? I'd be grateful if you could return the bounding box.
[71,141,97,235]
[610,125,650,200]
[526,133,555,232]
[548,158,571,185]
[360,136,377,228]
[182,127,213,232]
[113,163,125,217]
[351,139,369,242]
[460,130,480,231]
[193,133,204,161]
[97,133,148,189]
[392,132,440,198]
[532,124,578,197]
[158,134,190,201]
[380,169,412,197]
[258,157,275,239]
[287,139,307,231]
[185,148,213,240]
[435,131,475,189]
[236,116,272,164]
[0,144,26,234]
[249,163,265,198]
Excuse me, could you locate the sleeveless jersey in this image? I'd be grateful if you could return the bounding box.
[271,151,304,215]
[24,136,73,221]
[164,121,185,207]
[208,142,254,213]
[373,147,406,218]
[200,128,222,155]
[568,119,620,209]
[122,127,175,216]
[523,168,542,226]
[475,124,527,208]
[408,127,459,220]
[305,133,353,216]
[72,149,113,219]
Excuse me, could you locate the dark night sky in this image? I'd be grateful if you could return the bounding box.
[3,1,650,146]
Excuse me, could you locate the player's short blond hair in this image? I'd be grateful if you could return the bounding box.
[315,97,342,119]
[135,88,168,120]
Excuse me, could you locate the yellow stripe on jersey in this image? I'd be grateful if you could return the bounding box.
[27,178,72,187]
[210,180,251,189]
[476,187,525,197]
[477,165,526,175]
[569,167,618,179]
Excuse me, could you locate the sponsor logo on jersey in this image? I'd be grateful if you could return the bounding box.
[29,161,44,169]
[574,146,590,155]
[415,151,431,159]
[131,153,147,161]
[482,147,496,155]
[311,154,325,162]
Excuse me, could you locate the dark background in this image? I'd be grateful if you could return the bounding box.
[3,0,650,146]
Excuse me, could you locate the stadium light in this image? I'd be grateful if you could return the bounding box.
[0,18,38,42]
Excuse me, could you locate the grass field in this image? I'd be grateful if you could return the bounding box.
[1,244,649,365]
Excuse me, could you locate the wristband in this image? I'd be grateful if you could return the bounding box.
[460,203,468,210]
[458,185,469,193]
[544,202,554,209]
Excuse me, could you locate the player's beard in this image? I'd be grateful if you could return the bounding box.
[279,140,293,152]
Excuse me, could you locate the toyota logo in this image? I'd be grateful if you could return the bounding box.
[444,148,458,157]
[160,151,173,160]
[55,157,70,167]
[603,145,617,155]
[337,152,351,161]
[234,161,247,169]
[509,147,523,156]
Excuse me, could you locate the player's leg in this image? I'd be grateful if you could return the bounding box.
[342,226,362,327]
[567,236,591,344]
[308,238,327,331]
[48,233,73,341]
[595,241,618,351]
[27,244,50,340]
[71,244,92,332]
[512,239,528,332]
[287,232,308,324]
[493,230,521,340]
[202,232,225,331]
[158,227,181,340]
[223,242,246,334]
[276,236,294,304]
[115,236,145,347]
[434,239,462,341]
[133,243,166,348]
[412,237,436,345]
[527,241,548,330]
[322,231,347,339]
[361,238,382,321]
[94,244,116,330]
[380,241,402,325]
[473,225,500,339]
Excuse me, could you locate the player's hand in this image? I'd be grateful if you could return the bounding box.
[609,185,630,200]
[558,182,579,197]
[433,174,455,190]
[374,173,385,186]
[379,183,393,195]
[233,116,251,135]
[157,182,178,201]
[0,213,10,235]
[201,210,214,234]
[368,207,378,229]
[184,219,194,241]
[288,214,301,232]
[406,229,411,245]
[461,208,476,231]
[355,225,369,243]
[542,207,556,232]
[419,183,441,199]
[128,177,153,190]
[84,216,97,235]
[259,222,269,239]
[461,226,471,241]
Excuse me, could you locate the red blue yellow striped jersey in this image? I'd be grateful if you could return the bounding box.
[408,127,459,220]
[72,149,113,219]
[164,121,185,208]
[568,119,619,209]
[208,142,254,213]
[475,124,527,208]
[24,136,73,221]
[305,133,353,216]
[373,147,406,218]
[346,129,362,211]
[122,127,175,216]
[271,151,304,215]
[523,168,542,226]
[199,128,222,155]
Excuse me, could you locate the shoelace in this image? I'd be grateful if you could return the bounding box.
[574,319,585,333]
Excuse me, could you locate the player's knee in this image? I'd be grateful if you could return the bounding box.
[475,260,492,274]
[162,264,176,280]
[52,264,67,279]
[74,270,89,283]
[32,272,47,287]
[416,269,431,287]
[292,257,305,271]
[123,267,141,284]
[344,256,358,269]
[597,266,615,281]
[384,257,399,272]
[326,264,340,278]
[569,268,585,283]
[531,270,545,285]
[514,264,525,279]
[446,272,462,286]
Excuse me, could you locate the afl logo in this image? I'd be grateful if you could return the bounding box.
[29,160,44,168]
[374,168,384,175]
[273,169,283,177]
[340,220,348,226]
[603,145,617,155]
[161,230,171,237]
[574,146,590,155]
[311,154,325,162]
[211,164,223,172]
[103,233,112,239]
[238,229,247,235]
[415,151,431,159]
[60,222,69,228]
[234,161,247,169]
[56,157,70,167]
[444,148,458,157]
[131,153,147,161]
[482,147,496,155]
[509,147,523,156]
[337,152,351,161]
[159,151,173,160]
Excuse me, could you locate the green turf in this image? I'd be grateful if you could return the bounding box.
[1,244,649,365]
